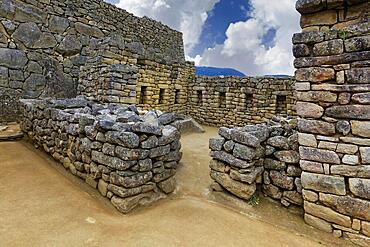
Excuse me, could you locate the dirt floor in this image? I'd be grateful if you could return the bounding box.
[0,126,355,247]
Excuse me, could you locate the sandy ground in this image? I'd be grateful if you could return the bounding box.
[0,126,354,247]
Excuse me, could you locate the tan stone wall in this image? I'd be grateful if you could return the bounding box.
[294,0,370,245]
[188,76,296,127]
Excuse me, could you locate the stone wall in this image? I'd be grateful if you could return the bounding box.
[188,76,296,127]
[209,117,303,207]
[294,0,370,245]
[0,0,185,122]
[20,97,183,213]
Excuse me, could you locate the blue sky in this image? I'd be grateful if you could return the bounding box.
[105,0,300,75]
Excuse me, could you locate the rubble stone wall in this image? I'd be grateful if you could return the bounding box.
[294,0,370,245]
[20,97,183,213]
[188,76,296,127]
[0,0,185,122]
[209,117,303,208]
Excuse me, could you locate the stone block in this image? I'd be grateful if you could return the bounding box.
[304,213,333,233]
[270,171,294,190]
[209,136,225,151]
[349,178,370,200]
[300,160,324,173]
[302,189,319,202]
[298,119,336,136]
[296,102,324,118]
[298,133,317,147]
[351,121,370,138]
[295,67,335,82]
[274,150,300,163]
[342,155,359,165]
[360,147,370,164]
[301,172,346,195]
[326,105,370,120]
[336,143,358,154]
[299,146,340,164]
[313,40,344,56]
[331,165,370,178]
[233,143,257,161]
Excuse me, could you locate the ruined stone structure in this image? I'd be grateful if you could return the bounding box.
[0,0,188,122]
[0,0,296,127]
[188,76,296,127]
[20,97,183,213]
[209,118,303,207]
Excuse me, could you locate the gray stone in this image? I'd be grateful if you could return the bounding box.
[326,105,370,120]
[313,40,344,56]
[105,131,140,148]
[349,178,370,200]
[209,136,225,151]
[360,147,370,164]
[298,119,336,135]
[264,158,286,170]
[150,145,171,158]
[336,121,351,136]
[108,183,155,198]
[75,22,104,38]
[233,143,257,161]
[299,146,340,164]
[223,140,235,152]
[346,68,370,84]
[331,165,370,178]
[283,191,303,205]
[274,150,300,164]
[352,93,370,104]
[229,129,260,147]
[298,133,317,147]
[115,146,149,161]
[157,176,176,194]
[0,48,28,69]
[153,169,176,182]
[92,151,135,170]
[110,171,153,188]
[141,136,159,149]
[210,171,256,200]
[12,22,56,48]
[23,74,46,98]
[295,67,335,82]
[158,125,180,146]
[229,167,263,184]
[270,171,294,190]
[287,165,302,177]
[320,193,370,221]
[342,155,359,165]
[132,122,162,135]
[262,184,282,199]
[267,136,290,150]
[48,15,69,33]
[301,172,346,195]
[211,151,254,169]
[56,35,82,56]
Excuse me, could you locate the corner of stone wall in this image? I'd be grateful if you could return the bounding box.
[295,0,370,245]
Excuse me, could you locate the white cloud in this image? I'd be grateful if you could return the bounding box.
[113,0,219,54]
[197,0,301,76]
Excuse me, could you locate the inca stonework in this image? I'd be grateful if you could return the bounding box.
[20,97,184,213]
[294,0,369,245]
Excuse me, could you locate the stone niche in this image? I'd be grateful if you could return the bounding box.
[189,76,296,127]
[209,117,303,208]
[294,0,370,246]
[0,0,187,122]
[20,97,184,213]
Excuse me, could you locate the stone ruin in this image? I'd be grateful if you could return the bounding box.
[0,0,369,246]
[20,97,185,213]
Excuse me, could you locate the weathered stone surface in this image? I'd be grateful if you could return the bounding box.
[351,121,370,138]
[110,171,152,188]
[153,169,176,183]
[283,191,303,205]
[331,165,370,178]
[299,146,340,164]
[13,22,56,48]
[326,105,370,120]
[157,176,176,194]
[233,143,257,161]
[313,40,344,56]
[342,155,359,165]
[108,183,155,198]
[336,143,358,154]
[115,146,149,161]
[292,31,324,44]
[287,165,302,177]
[92,151,134,170]
[75,22,104,38]
[340,137,370,146]
[210,171,256,200]
[362,221,370,238]
[301,172,346,195]
[209,159,229,173]
[297,91,337,102]
[150,145,171,158]
[98,179,108,196]
[304,214,333,233]
[211,151,254,169]
[298,119,336,135]
[300,160,324,173]
[158,125,180,146]
[223,140,235,152]
[230,167,263,184]
[349,178,370,200]
[262,184,282,199]
[267,136,290,150]
[0,48,27,69]
[105,131,140,148]
[320,193,370,221]
[298,133,317,147]
[304,201,352,228]
[209,136,225,151]
[274,150,300,164]
[295,67,335,82]
[296,102,324,118]
[343,232,370,247]
[49,15,69,33]
[345,36,370,52]
[296,0,324,14]
[111,191,161,214]
[302,189,319,202]
[141,136,159,149]
[132,122,162,135]
[56,35,82,56]
[346,68,370,84]
[23,74,46,98]
[300,10,337,28]
[336,120,351,136]
[360,147,370,164]
[270,171,294,190]
[352,93,370,104]
[293,44,310,57]
[264,158,286,170]
[229,129,260,147]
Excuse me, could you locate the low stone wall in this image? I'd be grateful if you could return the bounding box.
[20,97,183,213]
[294,0,370,245]
[189,76,296,127]
[209,117,302,207]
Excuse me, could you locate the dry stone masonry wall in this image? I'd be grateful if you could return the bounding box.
[0,0,186,122]
[189,76,296,127]
[294,0,370,245]
[20,97,184,213]
[209,117,303,207]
